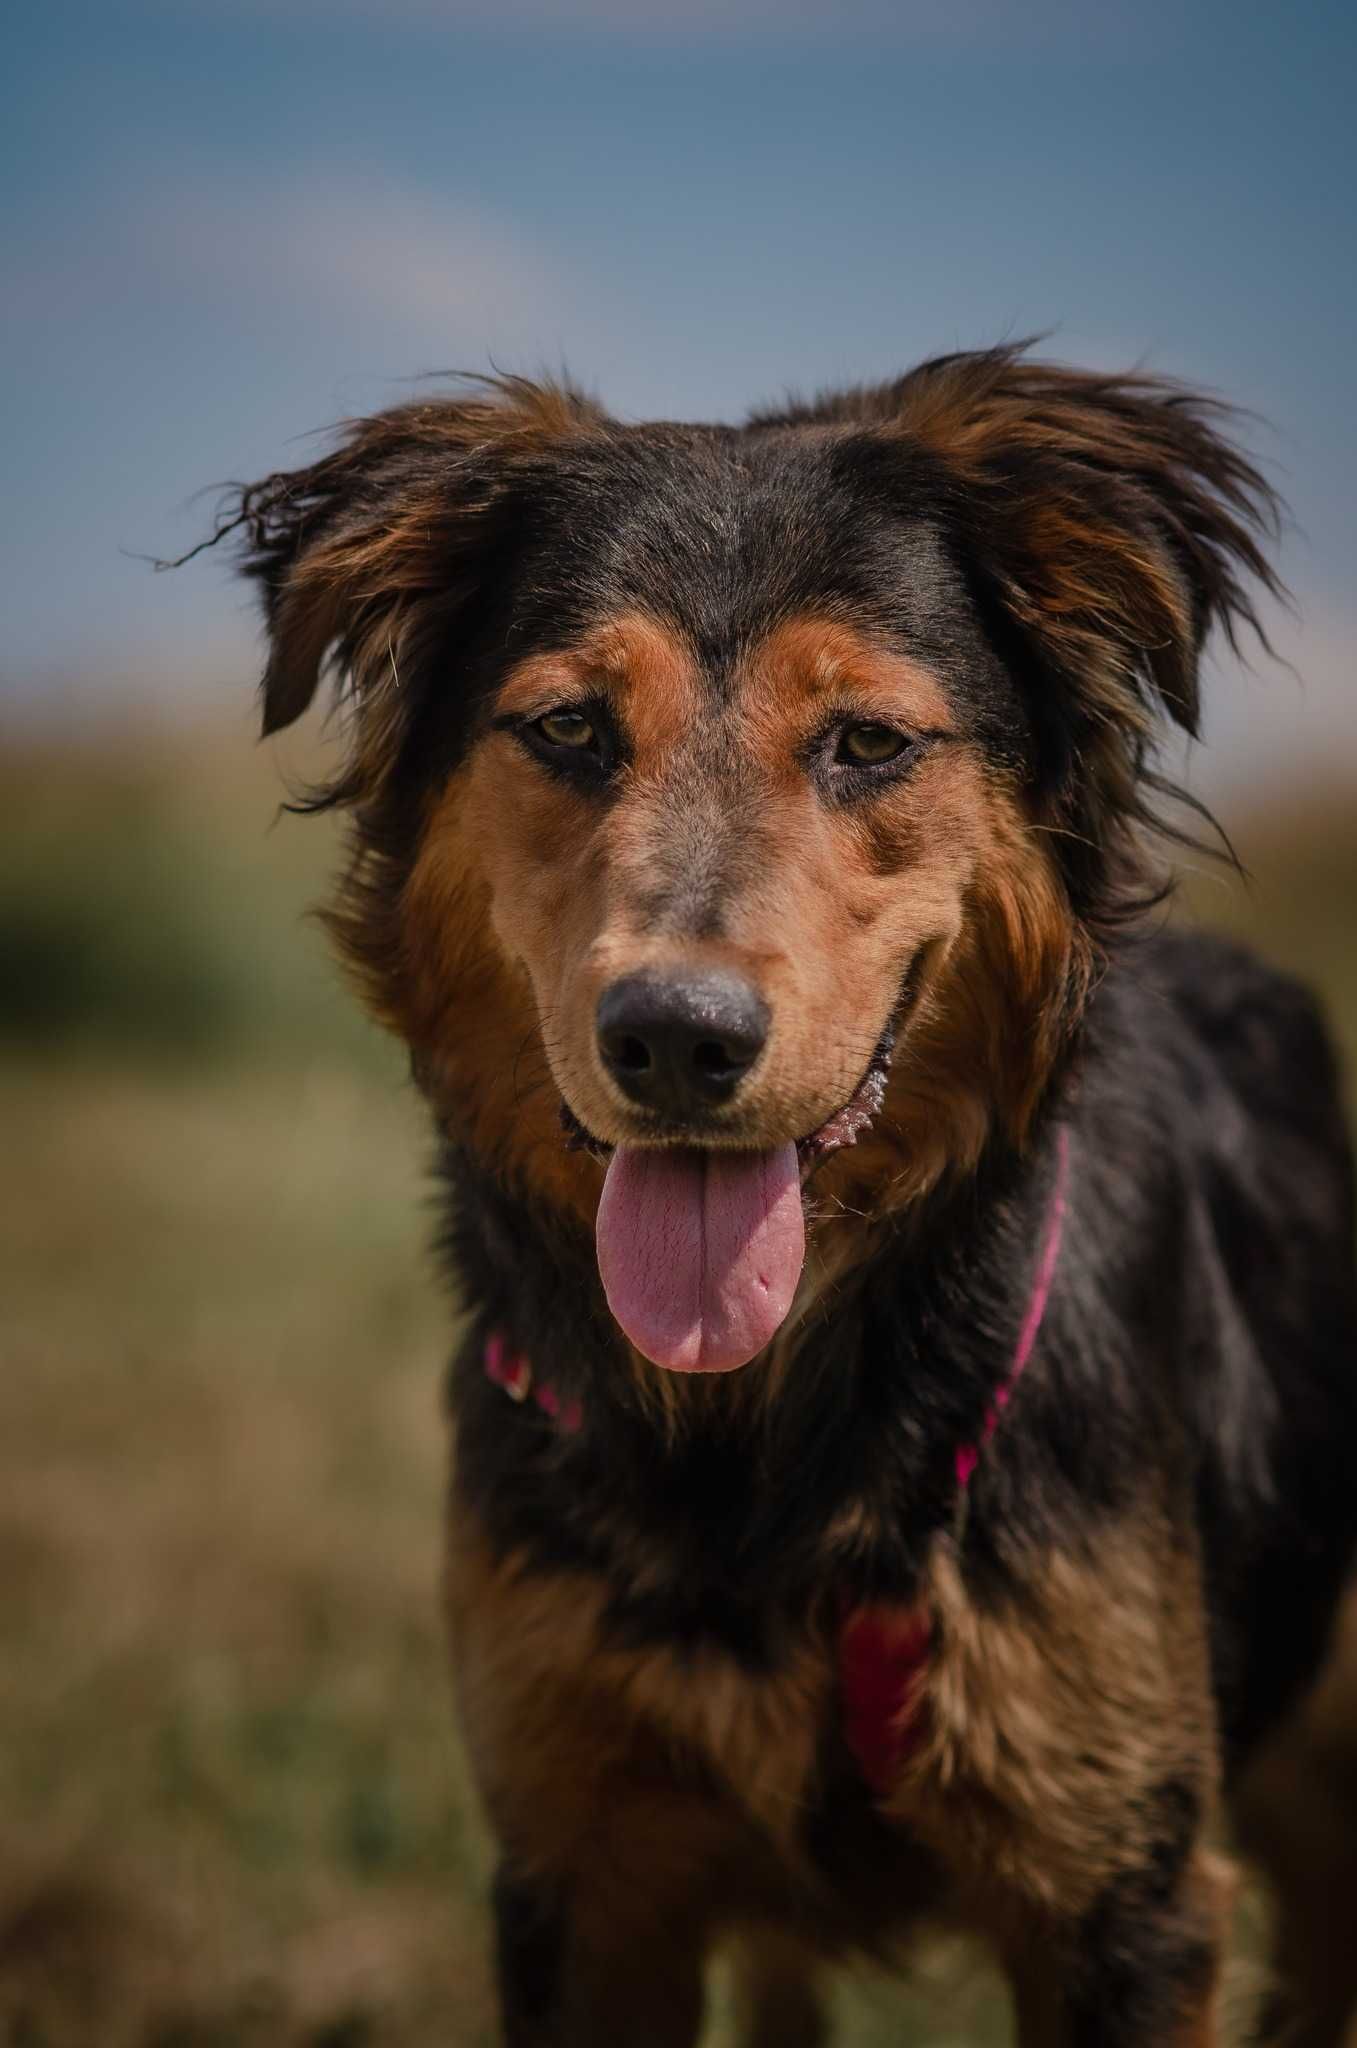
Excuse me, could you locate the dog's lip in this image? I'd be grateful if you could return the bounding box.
[793,1039,893,1181]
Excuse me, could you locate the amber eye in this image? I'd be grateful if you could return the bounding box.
[535,709,598,751]
[836,722,910,766]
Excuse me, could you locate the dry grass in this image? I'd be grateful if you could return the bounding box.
[0,1057,496,2045]
[0,723,1352,2045]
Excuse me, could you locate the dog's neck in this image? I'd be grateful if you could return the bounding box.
[437,1109,1073,1628]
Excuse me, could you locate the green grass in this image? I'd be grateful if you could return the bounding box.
[1,726,1353,2044]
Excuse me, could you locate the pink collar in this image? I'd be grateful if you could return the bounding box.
[481,1126,1071,1799]
[954,1123,1070,1488]
[483,1329,583,1433]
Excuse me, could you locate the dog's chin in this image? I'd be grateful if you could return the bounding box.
[559,1030,899,1377]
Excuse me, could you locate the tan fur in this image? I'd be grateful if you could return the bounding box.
[888,1509,1220,1923]
[447,1523,834,1873]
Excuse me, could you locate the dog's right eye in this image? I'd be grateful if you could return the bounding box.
[534,709,599,753]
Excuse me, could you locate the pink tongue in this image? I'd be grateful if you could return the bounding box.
[596,1146,805,1373]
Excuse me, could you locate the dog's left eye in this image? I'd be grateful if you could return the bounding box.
[836,722,911,766]
[534,709,599,752]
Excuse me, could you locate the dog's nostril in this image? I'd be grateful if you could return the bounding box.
[613,1034,652,1074]
[693,1038,742,1079]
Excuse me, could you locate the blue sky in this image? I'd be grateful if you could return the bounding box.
[4,0,1353,795]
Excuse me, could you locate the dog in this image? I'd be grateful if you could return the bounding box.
[214,345,1357,2044]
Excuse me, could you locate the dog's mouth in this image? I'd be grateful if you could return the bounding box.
[559,1017,896,1176]
[561,1002,904,1377]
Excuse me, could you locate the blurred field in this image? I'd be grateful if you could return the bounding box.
[1,721,1353,2047]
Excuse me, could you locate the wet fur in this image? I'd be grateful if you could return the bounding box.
[217,347,1357,2044]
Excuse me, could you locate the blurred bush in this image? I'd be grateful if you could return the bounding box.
[0,733,392,1072]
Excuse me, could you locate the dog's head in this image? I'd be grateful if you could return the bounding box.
[226,347,1279,1372]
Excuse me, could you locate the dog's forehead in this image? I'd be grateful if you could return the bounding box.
[508,425,983,689]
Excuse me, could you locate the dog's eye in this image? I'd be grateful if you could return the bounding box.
[837,722,911,766]
[535,709,599,752]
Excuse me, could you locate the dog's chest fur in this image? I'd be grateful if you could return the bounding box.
[446,1483,1217,1947]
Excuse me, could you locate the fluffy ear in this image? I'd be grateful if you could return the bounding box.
[893,344,1283,737]
[886,345,1285,918]
[215,379,601,787]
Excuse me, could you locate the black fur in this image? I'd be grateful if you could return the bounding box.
[493,1870,566,2044]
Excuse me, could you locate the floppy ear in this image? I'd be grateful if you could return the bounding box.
[219,379,601,791]
[895,344,1283,731]
[889,344,1285,916]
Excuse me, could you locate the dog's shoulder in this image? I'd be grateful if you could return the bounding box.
[1088,922,1348,1171]
[1131,923,1340,1086]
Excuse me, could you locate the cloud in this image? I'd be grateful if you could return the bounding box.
[140,170,565,345]
[11,161,566,360]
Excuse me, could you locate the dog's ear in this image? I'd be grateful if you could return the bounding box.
[886,345,1285,915]
[894,345,1283,738]
[220,380,601,790]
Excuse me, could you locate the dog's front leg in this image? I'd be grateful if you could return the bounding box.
[1011,1847,1231,2048]
[729,1927,829,2048]
[492,1863,706,2048]
[450,1527,715,2045]
[491,1867,566,2046]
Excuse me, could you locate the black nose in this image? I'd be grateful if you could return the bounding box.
[596,970,770,1118]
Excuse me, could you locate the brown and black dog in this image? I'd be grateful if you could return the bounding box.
[213,346,1357,2044]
